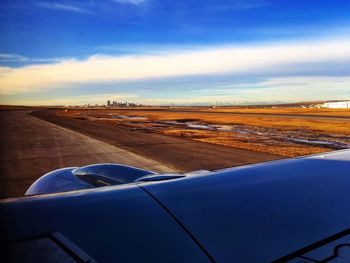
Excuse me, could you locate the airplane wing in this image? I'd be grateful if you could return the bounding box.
[1,150,350,262]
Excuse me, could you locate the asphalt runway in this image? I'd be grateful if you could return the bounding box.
[0,110,175,198]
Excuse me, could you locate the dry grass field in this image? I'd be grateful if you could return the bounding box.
[57,108,350,157]
[197,107,350,117]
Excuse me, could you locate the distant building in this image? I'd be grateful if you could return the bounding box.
[103,98,142,107]
[321,101,350,109]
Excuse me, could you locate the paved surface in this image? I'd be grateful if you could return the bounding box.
[0,110,175,198]
[32,110,280,171]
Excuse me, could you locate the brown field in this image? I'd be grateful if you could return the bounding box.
[197,107,350,117]
[57,108,350,157]
[69,106,350,116]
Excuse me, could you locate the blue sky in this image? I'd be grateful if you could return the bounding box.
[0,0,349,105]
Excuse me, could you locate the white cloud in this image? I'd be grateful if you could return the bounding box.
[36,2,87,13]
[113,0,145,5]
[0,53,68,64]
[1,38,350,95]
[0,54,28,63]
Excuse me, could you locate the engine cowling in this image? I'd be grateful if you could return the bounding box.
[25,164,156,196]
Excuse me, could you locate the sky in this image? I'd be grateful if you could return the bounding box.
[0,0,349,106]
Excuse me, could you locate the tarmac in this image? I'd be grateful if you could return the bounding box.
[0,110,176,198]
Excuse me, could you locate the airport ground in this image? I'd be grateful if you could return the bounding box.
[0,110,178,198]
[56,107,350,157]
[1,106,349,198]
[0,109,280,198]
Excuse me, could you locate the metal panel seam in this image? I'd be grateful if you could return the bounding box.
[138,185,216,263]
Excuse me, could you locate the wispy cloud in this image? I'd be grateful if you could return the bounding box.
[36,2,87,13]
[1,37,350,96]
[0,53,67,64]
[0,54,28,63]
[113,0,145,5]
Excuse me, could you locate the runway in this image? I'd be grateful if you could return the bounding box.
[0,110,175,198]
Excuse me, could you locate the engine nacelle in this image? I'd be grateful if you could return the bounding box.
[25,164,156,196]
